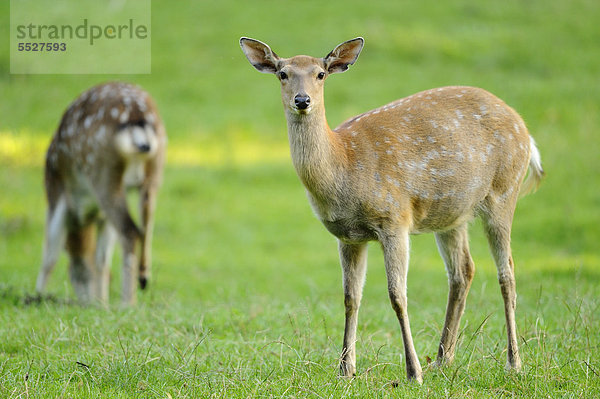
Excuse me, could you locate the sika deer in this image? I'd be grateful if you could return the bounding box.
[240,37,544,383]
[36,82,166,306]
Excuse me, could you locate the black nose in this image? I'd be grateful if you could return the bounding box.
[138,143,151,153]
[294,94,311,110]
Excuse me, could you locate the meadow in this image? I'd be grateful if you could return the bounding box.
[1,0,599,397]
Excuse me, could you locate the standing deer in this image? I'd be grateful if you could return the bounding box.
[240,37,543,383]
[36,82,166,306]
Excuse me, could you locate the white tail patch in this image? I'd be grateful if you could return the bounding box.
[519,136,544,197]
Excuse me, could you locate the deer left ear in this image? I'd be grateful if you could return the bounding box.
[324,37,364,74]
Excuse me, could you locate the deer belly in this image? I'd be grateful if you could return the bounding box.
[66,188,100,224]
[322,218,377,243]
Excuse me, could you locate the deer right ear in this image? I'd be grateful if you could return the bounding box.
[240,37,280,74]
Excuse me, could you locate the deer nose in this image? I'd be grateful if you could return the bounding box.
[294,94,311,110]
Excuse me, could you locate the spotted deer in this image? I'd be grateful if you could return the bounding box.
[36,82,166,306]
[240,37,544,383]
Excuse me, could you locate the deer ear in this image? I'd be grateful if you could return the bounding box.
[240,37,280,74]
[324,37,364,74]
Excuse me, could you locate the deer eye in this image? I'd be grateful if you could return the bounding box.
[279,71,288,80]
[317,71,325,80]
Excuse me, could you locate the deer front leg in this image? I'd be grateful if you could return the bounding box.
[381,231,423,384]
[138,183,157,290]
[338,240,368,377]
[94,219,117,305]
[96,185,142,306]
[65,221,97,304]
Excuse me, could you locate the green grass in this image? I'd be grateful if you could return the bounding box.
[1,0,599,397]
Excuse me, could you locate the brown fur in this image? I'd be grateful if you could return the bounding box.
[241,37,544,383]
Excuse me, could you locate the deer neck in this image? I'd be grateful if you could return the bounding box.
[285,106,346,201]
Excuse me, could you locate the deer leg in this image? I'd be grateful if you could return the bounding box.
[434,224,475,366]
[36,196,67,294]
[94,219,117,304]
[338,240,368,377]
[138,183,157,290]
[483,215,522,372]
[65,220,97,304]
[96,187,142,306]
[381,231,423,383]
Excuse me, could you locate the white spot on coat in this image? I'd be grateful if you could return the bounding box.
[96,125,107,141]
[385,192,395,204]
[96,106,105,120]
[119,110,130,123]
[136,98,147,112]
[144,112,155,124]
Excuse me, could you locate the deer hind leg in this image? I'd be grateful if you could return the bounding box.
[381,230,423,383]
[94,219,117,305]
[65,218,97,304]
[482,206,522,372]
[434,223,475,366]
[36,196,68,294]
[338,240,368,377]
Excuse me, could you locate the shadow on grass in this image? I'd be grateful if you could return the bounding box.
[0,284,74,307]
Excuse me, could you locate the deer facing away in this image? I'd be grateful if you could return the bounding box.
[240,37,544,383]
[36,82,166,306]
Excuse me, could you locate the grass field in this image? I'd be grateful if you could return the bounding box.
[1,0,599,397]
